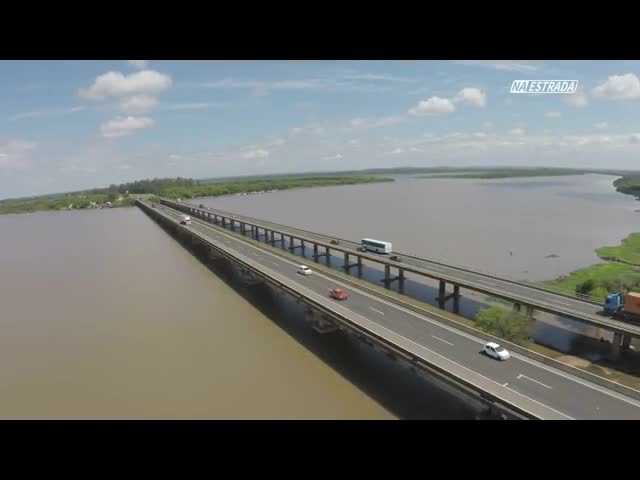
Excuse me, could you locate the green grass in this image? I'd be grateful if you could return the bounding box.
[543,262,640,299]
[597,233,640,265]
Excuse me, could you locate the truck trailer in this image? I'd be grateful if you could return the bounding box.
[603,292,640,324]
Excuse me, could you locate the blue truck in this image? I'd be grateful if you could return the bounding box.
[603,292,640,324]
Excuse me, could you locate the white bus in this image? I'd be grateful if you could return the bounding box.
[360,238,392,254]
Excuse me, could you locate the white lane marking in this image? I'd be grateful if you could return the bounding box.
[552,301,576,308]
[370,307,385,315]
[432,336,454,346]
[518,374,552,390]
[503,382,509,387]
[172,210,640,411]
[271,262,279,266]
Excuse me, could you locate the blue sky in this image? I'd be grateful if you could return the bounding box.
[2,60,640,198]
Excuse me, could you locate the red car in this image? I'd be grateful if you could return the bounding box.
[329,288,348,301]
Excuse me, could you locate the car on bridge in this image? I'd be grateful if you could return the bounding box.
[180,215,191,226]
[330,239,340,245]
[483,342,510,361]
[329,288,348,301]
[297,265,313,276]
[390,255,402,262]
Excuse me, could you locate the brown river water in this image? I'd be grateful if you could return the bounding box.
[1,174,636,418]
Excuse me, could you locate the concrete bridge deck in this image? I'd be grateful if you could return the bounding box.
[141,201,640,420]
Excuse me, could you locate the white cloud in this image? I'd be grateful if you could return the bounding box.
[128,60,148,69]
[163,102,222,111]
[348,139,360,145]
[385,147,405,155]
[566,87,588,107]
[117,95,159,114]
[243,149,269,159]
[100,116,154,138]
[119,164,131,170]
[0,139,36,169]
[593,122,608,129]
[323,153,343,160]
[342,73,417,83]
[10,106,85,121]
[592,73,640,99]
[453,87,486,107]
[452,60,542,73]
[289,127,303,136]
[79,70,172,100]
[349,115,403,128]
[630,134,640,144]
[473,132,488,138]
[168,154,181,160]
[545,111,562,118]
[509,128,525,135]
[409,96,455,116]
[483,121,494,129]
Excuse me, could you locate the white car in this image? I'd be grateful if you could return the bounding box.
[297,265,313,276]
[483,342,510,361]
[180,215,192,225]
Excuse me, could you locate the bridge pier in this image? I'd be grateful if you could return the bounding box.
[436,281,461,312]
[525,305,534,317]
[513,302,522,313]
[289,237,304,252]
[452,284,460,314]
[342,253,359,271]
[438,280,446,309]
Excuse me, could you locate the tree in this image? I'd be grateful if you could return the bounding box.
[576,279,596,295]
[475,305,535,345]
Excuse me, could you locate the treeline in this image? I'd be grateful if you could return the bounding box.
[0,175,392,215]
[159,176,391,200]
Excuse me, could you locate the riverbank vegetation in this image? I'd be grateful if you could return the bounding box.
[0,175,392,215]
[613,176,640,200]
[417,167,588,179]
[474,305,535,344]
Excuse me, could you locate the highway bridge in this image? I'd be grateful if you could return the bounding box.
[161,198,640,350]
[139,200,640,419]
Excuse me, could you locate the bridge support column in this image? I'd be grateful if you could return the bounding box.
[313,244,319,261]
[622,334,632,351]
[525,305,534,317]
[612,332,623,357]
[384,265,391,288]
[344,253,349,269]
[438,280,446,309]
[300,240,306,256]
[513,303,522,313]
[325,247,331,266]
[452,285,460,314]
[398,268,405,294]
[270,231,275,244]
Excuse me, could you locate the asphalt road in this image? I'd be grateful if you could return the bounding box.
[180,202,640,336]
[155,204,640,420]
